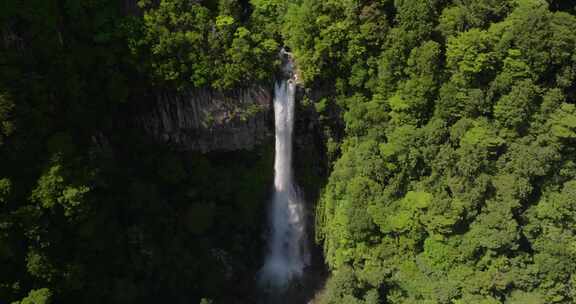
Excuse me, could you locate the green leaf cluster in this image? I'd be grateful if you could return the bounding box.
[300,0,576,303]
[129,0,280,89]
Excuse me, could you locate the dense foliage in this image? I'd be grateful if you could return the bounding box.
[129,0,280,89]
[283,0,576,303]
[0,0,275,303]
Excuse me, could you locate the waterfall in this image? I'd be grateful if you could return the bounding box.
[258,51,309,292]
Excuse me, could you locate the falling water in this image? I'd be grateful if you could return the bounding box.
[258,50,309,293]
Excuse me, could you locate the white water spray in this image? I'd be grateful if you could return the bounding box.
[259,51,309,291]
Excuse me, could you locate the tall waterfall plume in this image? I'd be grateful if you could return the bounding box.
[258,49,309,292]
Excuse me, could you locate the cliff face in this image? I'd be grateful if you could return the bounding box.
[134,86,273,152]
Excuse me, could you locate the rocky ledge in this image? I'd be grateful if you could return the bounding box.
[134,86,273,152]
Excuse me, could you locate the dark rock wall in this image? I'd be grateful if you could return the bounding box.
[133,86,274,152]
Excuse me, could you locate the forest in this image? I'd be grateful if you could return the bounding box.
[1,0,576,303]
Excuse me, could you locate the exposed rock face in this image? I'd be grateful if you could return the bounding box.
[135,86,273,152]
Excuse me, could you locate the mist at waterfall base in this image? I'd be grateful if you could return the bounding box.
[258,60,310,296]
